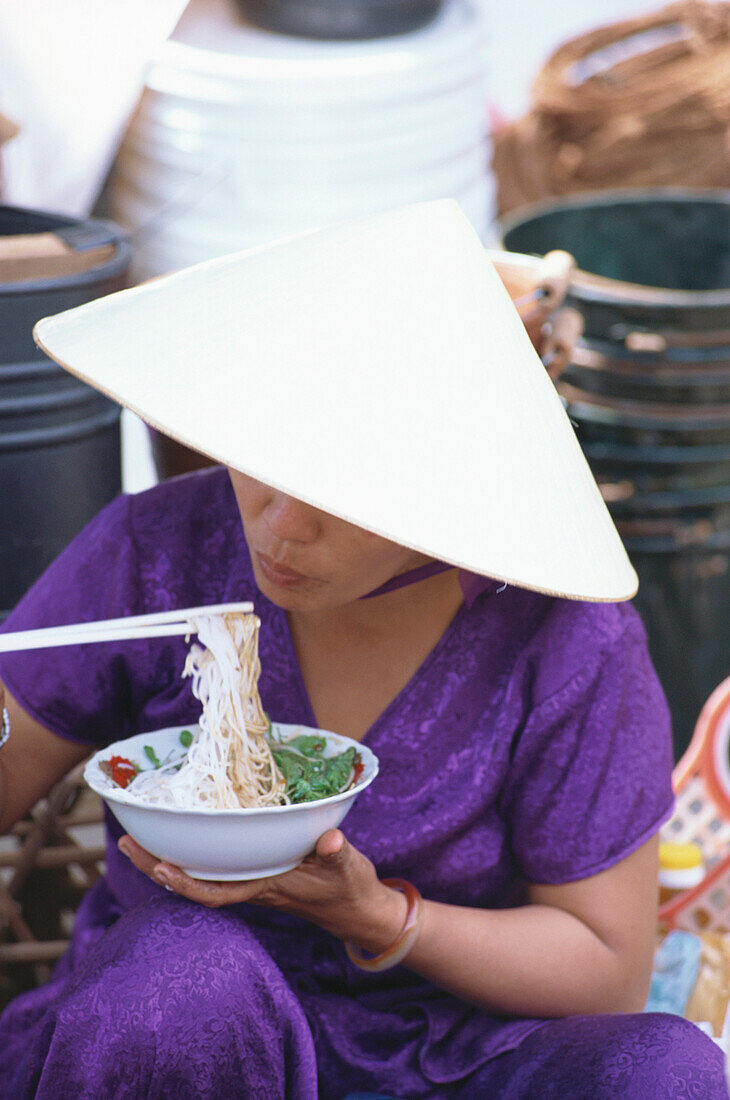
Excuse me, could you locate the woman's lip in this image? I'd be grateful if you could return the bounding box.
[257,553,310,585]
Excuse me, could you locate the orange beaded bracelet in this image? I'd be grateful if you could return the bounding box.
[345,878,423,973]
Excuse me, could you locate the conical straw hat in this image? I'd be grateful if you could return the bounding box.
[34,200,637,602]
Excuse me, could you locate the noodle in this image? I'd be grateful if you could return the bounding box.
[128,612,289,809]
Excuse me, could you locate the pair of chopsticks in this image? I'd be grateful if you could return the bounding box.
[0,602,254,653]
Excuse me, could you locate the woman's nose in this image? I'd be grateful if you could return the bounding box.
[263,493,320,544]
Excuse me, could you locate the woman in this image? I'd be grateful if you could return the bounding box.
[0,202,725,1098]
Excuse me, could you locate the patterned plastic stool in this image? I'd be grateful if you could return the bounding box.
[660,675,730,932]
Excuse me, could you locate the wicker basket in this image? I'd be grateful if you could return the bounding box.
[0,764,104,1008]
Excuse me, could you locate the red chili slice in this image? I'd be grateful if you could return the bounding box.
[108,755,138,789]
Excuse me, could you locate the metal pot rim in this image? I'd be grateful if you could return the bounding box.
[500,187,730,309]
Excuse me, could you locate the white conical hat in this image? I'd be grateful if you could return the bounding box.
[33,200,637,602]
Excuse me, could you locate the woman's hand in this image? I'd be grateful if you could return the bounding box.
[118,831,659,1015]
[118,830,407,953]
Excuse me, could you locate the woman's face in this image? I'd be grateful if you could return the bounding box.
[228,470,429,612]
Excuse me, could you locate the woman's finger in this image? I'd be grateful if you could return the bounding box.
[117,829,366,916]
[117,835,161,878]
[149,862,265,907]
[117,835,281,907]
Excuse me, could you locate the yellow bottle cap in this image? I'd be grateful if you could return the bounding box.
[659,841,704,872]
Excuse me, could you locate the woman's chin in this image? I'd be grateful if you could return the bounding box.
[251,564,324,611]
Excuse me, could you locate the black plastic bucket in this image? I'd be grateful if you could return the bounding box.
[566,341,730,405]
[583,440,730,493]
[560,384,730,448]
[501,191,730,755]
[234,0,443,39]
[623,520,730,757]
[0,205,130,619]
[502,189,730,338]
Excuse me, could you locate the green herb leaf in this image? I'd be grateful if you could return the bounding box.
[143,745,161,767]
[271,743,357,803]
[179,729,193,748]
[321,747,357,792]
[284,734,327,758]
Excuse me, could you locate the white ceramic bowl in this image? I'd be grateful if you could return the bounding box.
[85,723,378,880]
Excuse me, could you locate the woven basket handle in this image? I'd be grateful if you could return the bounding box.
[532,0,730,111]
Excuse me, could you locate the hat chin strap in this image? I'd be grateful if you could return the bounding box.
[360,561,503,609]
[359,560,453,600]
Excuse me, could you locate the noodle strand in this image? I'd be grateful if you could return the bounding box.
[129,612,289,809]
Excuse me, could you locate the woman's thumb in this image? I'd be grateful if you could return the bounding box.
[316,829,347,863]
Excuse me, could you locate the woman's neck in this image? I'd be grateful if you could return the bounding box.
[288,564,462,639]
[286,569,464,741]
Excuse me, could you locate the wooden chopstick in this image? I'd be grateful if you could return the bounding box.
[0,601,255,654]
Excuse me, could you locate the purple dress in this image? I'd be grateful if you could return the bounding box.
[0,467,724,1098]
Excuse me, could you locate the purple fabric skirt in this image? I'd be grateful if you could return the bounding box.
[0,885,726,1099]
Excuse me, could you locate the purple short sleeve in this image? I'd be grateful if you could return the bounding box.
[498,615,674,884]
[0,495,147,745]
[0,470,249,750]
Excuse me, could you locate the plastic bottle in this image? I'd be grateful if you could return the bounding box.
[659,841,705,908]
